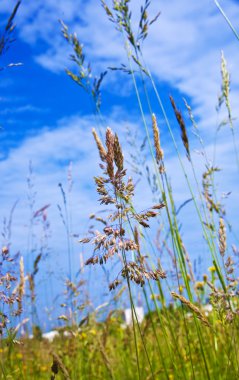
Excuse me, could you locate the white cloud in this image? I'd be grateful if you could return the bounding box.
[1,104,48,115]
[1,110,238,267]
[1,1,239,319]
[1,0,239,132]
[0,106,238,330]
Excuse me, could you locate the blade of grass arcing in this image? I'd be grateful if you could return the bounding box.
[214,0,239,42]
[123,38,210,376]
[59,2,239,378]
[112,10,220,308]
[169,96,225,282]
[0,1,22,70]
[135,63,214,377]
[113,9,214,377]
[128,6,227,307]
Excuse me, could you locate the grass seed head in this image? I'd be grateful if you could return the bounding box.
[171,291,210,327]
[219,217,226,257]
[113,133,124,171]
[152,113,164,173]
[106,127,115,179]
[170,95,190,161]
[92,128,107,161]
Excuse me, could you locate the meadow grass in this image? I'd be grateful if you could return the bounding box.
[1,1,239,379]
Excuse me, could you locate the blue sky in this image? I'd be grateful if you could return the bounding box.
[1,0,239,327]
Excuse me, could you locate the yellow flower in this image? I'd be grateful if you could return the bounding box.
[80,332,87,340]
[179,285,184,294]
[195,282,204,291]
[208,266,216,273]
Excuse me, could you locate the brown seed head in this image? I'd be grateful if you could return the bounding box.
[113,133,124,171]
[170,96,190,161]
[219,217,226,257]
[171,291,210,327]
[51,352,71,380]
[92,128,107,162]
[106,127,115,179]
[220,51,232,124]
[152,113,164,165]
[19,256,25,297]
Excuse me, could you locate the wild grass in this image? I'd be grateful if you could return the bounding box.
[1,306,239,379]
[1,1,239,379]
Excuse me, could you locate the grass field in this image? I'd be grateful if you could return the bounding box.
[1,1,239,379]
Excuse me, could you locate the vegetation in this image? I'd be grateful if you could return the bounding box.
[1,1,239,379]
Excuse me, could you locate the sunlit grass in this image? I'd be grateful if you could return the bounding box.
[1,1,239,379]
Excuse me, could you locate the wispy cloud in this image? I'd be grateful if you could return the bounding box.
[1,104,49,115]
[1,0,239,130]
[0,1,238,252]
[1,110,238,263]
[1,1,239,313]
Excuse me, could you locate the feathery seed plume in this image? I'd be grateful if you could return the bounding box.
[92,128,107,161]
[170,96,190,161]
[219,217,226,257]
[171,291,210,327]
[106,127,115,179]
[219,51,232,124]
[152,113,164,173]
[113,133,124,171]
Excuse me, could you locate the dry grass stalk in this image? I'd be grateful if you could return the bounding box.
[181,242,195,283]
[81,128,166,291]
[61,20,107,109]
[169,95,190,161]
[92,128,107,161]
[121,261,166,287]
[206,280,218,294]
[106,127,115,179]
[27,253,42,306]
[113,133,124,171]
[98,339,115,380]
[12,256,25,316]
[152,113,164,173]
[171,291,210,327]
[0,1,21,59]
[0,245,23,333]
[207,277,238,324]
[19,256,25,295]
[51,351,71,380]
[133,226,140,254]
[101,0,160,53]
[219,218,226,257]
[219,51,232,125]
[202,166,222,214]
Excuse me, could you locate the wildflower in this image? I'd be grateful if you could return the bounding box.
[80,332,87,340]
[195,282,204,291]
[208,266,216,273]
[203,274,208,282]
[2,246,9,255]
[179,285,184,294]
